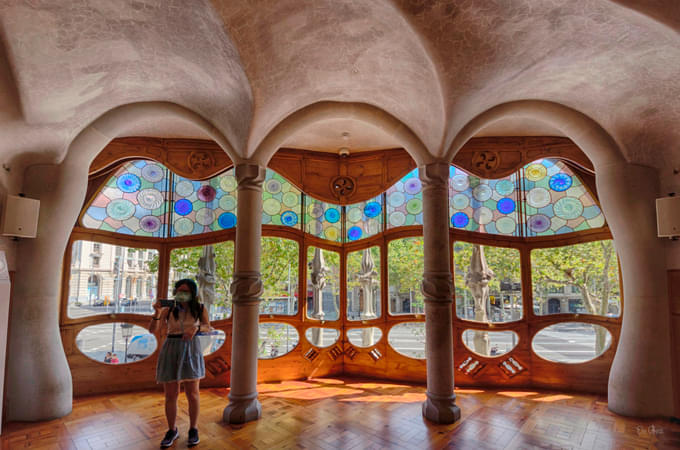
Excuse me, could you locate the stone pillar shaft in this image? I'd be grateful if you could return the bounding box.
[223,164,265,424]
[598,162,673,417]
[419,162,461,424]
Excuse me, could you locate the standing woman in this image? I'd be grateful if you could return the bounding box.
[149,278,210,448]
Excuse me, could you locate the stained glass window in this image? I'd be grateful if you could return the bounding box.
[82,160,170,237]
[522,159,604,236]
[262,170,301,229]
[171,169,238,236]
[345,195,383,241]
[448,166,520,236]
[386,169,423,228]
[304,198,342,242]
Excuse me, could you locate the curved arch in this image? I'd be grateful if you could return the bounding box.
[447,100,673,418]
[64,101,243,168]
[445,100,626,169]
[251,101,434,167]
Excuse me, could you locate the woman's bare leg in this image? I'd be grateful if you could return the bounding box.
[163,381,180,429]
[184,380,200,428]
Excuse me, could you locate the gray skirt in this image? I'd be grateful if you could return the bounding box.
[156,335,205,383]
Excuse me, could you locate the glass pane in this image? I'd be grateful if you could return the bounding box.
[386,169,423,228]
[171,169,237,236]
[306,247,340,321]
[449,166,520,236]
[68,241,159,318]
[347,327,383,348]
[388,238,424,315]
[461,329,518,358]
[304,198,342,242]
[522,159,605,236]
[258,323,299,359]
[304,328,340,348]
[532,322,612,363]
[82,160,170,237]
[197,329,226,356]
[260,237,299,315]
[76,323,157,364]
[346,246,381,321]
[531,240,620,317]
[388,322,425,359]
[168,241,234,320]
[262,169,302,229]
[453,242,522,323]
[345,195,383,241]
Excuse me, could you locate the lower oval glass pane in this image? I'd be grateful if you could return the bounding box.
[259,323,299,359]
[532,322,612,364]
[462,329,518,357]
[197,329,226,356]
[76,323,157,364]
[305,327,340,348]
[388,322,426,359]
[347,327,383,348]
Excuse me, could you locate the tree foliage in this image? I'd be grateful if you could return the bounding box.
[387,237,424,313]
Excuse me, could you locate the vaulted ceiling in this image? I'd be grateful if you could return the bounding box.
[0,1,678,187]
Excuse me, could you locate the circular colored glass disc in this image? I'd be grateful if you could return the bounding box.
[197,185,217,202]
[526,163,547,181]
[347,226,362,241]
[117,173,141,193]
[527,187,551,209]
[141,164,164,183]
[174,199,193,216]
[389,211,406,227]
[281,211,298,226]
[219,195,236,211]
[324,208,340,223]
[406,198,422,215]
[282,192,298,207]
[139,215,161,233]
[472,184,492,202]
[220,175,237,192]
[495,216,516,234]
[364,201,381,218]
[174,217,194,235]
[451,212,469,228]
[553,197,584,220]
[218,212,237,229]
[263,198,281,216]
[347,207,362,223]
[137,188,164,210]
[195,208,214,226]
[549,173,573,192]
[175,180,194,197]
[106,198,136,220]
[495,179,514,196]
[528,214,551,232]
[497,197,516,214]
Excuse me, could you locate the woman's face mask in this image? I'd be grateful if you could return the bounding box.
[174,291,191,303]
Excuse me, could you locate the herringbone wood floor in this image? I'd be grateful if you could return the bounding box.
[3,377,679,449]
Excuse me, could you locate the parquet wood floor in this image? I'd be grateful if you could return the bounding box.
[3,377,679,449]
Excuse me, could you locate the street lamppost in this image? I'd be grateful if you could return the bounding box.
[120,323,134,363]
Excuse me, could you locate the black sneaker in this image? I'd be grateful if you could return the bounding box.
[160,428,179,448]
[188,428,200,447]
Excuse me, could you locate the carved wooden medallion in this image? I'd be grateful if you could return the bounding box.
[330,175,356,198]
[471,150,500,175]
[187,151,216,172]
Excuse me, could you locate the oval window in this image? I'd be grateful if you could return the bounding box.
[76,323,157,364]
[532,322,612,363]
[347,328,383,348]
[305,328,340,348]
[388,322,425,359]
[197,329,226,356]
[461,329,518,357]
[258,323,299,359]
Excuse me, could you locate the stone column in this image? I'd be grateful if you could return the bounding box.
[309,247,327,346]
[6,158,90,420]
[223,164,265,424]
[419,162,461,424]
[597,162,674,417]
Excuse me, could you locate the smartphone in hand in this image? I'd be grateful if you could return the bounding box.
[159,299,176,308]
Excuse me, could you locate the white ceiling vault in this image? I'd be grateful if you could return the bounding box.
[0,0,678,181]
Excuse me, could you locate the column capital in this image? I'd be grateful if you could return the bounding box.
[230,271,263,304]
[418,161,450,187]
[421,270,453,303]
[235,164,266,191]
